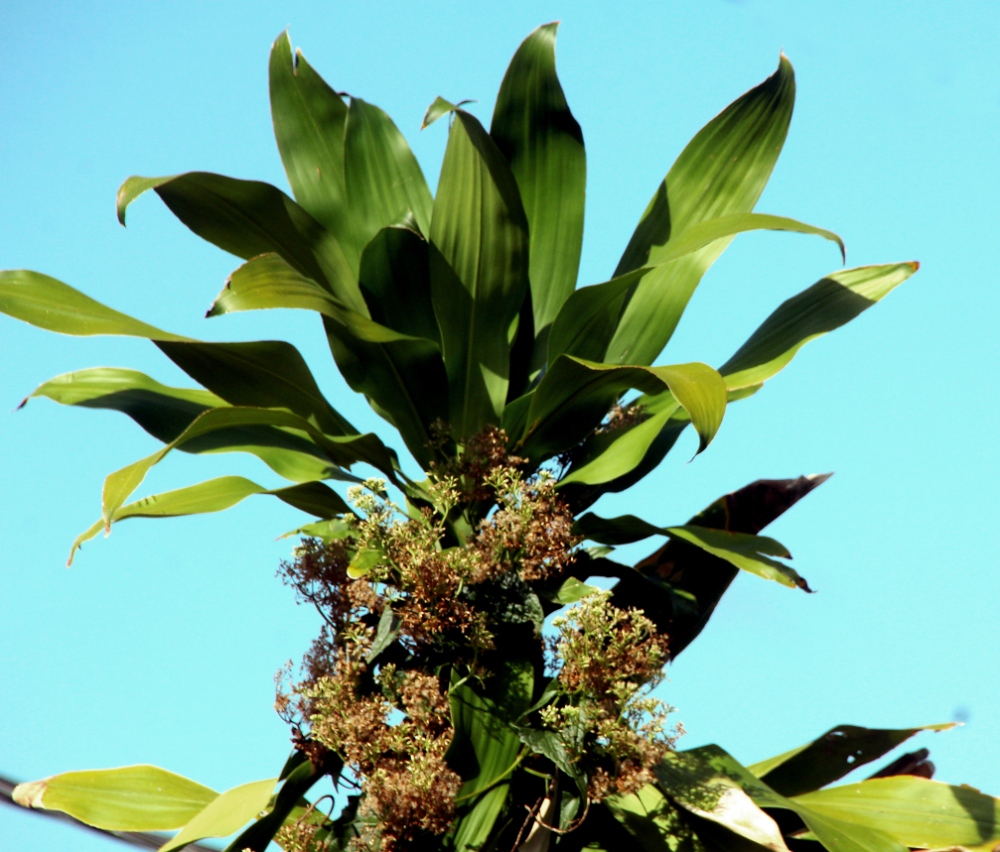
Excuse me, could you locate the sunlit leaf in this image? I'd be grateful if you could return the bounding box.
[607,56,796,366]
[160,778,277,852]
[429,110,529,438]
[491,22,586,368]
[12,765,216,832]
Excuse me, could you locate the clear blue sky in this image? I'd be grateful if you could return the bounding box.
[2,1,998,848]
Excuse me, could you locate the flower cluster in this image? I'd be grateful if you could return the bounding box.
[274,428,677,851]
[542,590,677,799]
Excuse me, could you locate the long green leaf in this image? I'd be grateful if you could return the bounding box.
[223,755,337,852]
[205,251,448,468]
[604,784,717,852]
[359,225,440,345]
[630,476,829,658]
[268,32,354,268]
[491,21,586,366]
[793,777,1000,849]
[0,270,185,340]
[160,778,277,852]
[749,723,954,797]
[448,661,533,851]
[26,367,338,484]
[12,765,217,832]
[658,747,908,852]
[429,110,530,438]
[575,513,807,591]
[344,97,433,246]
[721,263,918,391]
[155,339,356,437]
[518,356,726,465]
[98,406,389,525]
[116,172,366,314]
[70,476,350,564]
[607,56,796,366]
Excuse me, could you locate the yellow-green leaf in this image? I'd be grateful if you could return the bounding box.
[160,778,277,852]
[12,765,216,832]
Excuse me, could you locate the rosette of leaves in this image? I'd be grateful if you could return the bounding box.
[5,21,997,852]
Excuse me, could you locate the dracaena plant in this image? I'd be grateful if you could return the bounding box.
[3,21,996,852]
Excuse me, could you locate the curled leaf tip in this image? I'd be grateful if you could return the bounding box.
[12,780,47,808]
[909,260,921,271]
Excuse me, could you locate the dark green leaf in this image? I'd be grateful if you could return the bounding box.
[323,313,449,470]
[155,339,356,436]
[27,367,339,484]
[448,661,533,851]
[547,268,649,366]
[359,225,440,345]
[345,97,433,246]
[269,32,354,268]
[116,172,365,314]
[429,110,530,438]
[575,513,805,590]
[721,263,918,392]
[208,252,343,318]
[223,755,337,852]
[637,475,829,657]
[0,270,184,340]
[605,785,710,852]
[491,22,586,367]
[607,56,796,366]
[516,728,579,782]
[749,723,954,797]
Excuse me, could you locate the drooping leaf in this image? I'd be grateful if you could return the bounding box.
[636,475,830,657]
[268,32,354,267]
[721,263,918,391]
[155,339,356,437]
[794,777,1000,850]
[116,172,366,314]
[98,406,391,526]
[209,252,344,318]
[69,476,351,564]
[159,778,277,852]
[491,22,586,368]
[12,765,217,832]
[658,747,908,852]
[208,251,449,468]
[518,356,726,465]
[0,270,184,340]
[749,723,955,797]
[612,777,790,852]
[344,97,433,246]
[575,513,806,591]
[607,56,796,367]
[28,368,339,483]
[223,755,337,852]
[429,110,530,438]
[448,660,533,852]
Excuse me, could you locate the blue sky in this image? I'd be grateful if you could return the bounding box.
[1,1,998,848]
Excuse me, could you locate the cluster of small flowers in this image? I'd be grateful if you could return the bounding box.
[543,590,678,799]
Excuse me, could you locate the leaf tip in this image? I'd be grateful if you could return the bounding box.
[12,780,47,809]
